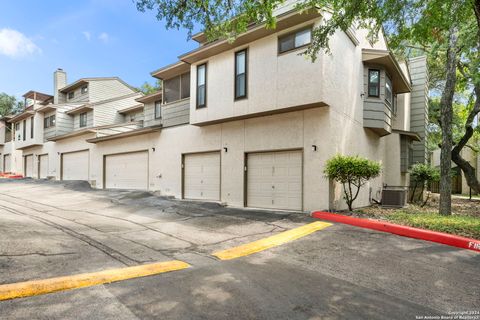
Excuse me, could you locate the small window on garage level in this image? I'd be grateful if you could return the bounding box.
[79,112,87,127]
[368,69,380,97]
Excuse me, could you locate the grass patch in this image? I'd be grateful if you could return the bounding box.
[387,212,480,240]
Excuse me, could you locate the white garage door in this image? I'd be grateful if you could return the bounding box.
[184,152,220,201]
[24,155,34,178]
[3,154,11,173]
[38,154,48,179]
[62,150,89,181]
[247,150,302,211]
[105,151,149,190]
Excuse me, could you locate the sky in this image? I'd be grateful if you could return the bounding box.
[0,0,198,99]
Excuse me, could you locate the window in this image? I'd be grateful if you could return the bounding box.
[278,27,312,54]
[81,85,88,94]
[30,117,34,139]
[196,64,207,108]
[154,101,162,119]
[164,73,191,103]
[44,115,55,128]
[22,120,26,141]
[79,112,87,128]
[235,49,247,100]
[68,91,75,99]
[180,73,190,99]
[368,69,380,97]
[385,74,393,106]
[15,123,19,131]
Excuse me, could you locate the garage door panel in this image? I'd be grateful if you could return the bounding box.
[105,151,148,190]
[62,150,89,181]
[25,155,33,178]
[39,155,48,179]
[3,155,10,172]
[184,152,220,201]
[247,150,302,211]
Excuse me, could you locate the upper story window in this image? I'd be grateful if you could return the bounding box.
[81,85,88,94]
[22,120,26,141]
[79,112,87,128]
[235,49,248,100]
[44,115,56,128]
[154,100,162,119]
[278,27,312,54]
[385,74,393,105]
[30,117,34,139]
[196,64,207,108]
[68,91,75,99]
[164,73,190,103]
[368,69,380,97]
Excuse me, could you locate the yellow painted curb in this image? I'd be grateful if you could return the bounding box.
[0,260,190,301]
[213,221,332,260]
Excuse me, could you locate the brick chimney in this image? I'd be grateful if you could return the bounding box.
[53,68,67,104]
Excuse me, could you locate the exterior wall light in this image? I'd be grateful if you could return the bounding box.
[223,147,228,153]
[312,145,317,151]
[152,147,155,152]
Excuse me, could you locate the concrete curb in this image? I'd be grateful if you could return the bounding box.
[312,211,480,253]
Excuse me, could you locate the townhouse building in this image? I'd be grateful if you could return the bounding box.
[0,69,143,181]
[0,4,428,212]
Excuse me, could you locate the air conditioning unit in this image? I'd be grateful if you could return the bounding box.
[382,188,407,208]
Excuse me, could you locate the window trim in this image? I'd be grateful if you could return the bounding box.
[367,69,381,98]
[79,112,87,128]
[154,100,162,119]
[234,48,248,101]
[196,63,207,109]
[277,26,313,55]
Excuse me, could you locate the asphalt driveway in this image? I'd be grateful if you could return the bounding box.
[0,179,478,319]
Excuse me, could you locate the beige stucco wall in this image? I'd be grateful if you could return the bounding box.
[189,17,378,126]
[1,141,23,174]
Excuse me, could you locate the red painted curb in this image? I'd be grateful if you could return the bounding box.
[312,211,480,253]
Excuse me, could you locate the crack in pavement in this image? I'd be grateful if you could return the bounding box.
[0,252,77,257]
[0,203,139,266]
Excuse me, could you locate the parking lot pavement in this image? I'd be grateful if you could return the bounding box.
[0,179,478,319]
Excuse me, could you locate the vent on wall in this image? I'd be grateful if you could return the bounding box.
[381,188,407,208]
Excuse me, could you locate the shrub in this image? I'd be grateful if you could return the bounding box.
[324,155,381,211]
[409,163,440,204]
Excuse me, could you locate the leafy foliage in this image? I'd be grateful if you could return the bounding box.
[0,93,23,117]
[409,163,440,204]
[137,80,162,95]
[324,155,381,211]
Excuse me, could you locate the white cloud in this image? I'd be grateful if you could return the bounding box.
[0,28,41,58]
[98,32,109,43]
[82,31,91,41]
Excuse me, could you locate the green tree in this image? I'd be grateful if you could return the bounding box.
[0,93,23,117]
[324,155,381,211]
[137,80,162,95]
[135,0,480,215]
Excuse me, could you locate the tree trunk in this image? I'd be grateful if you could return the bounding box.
[451,85,480,194]
[439,28,458,216]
